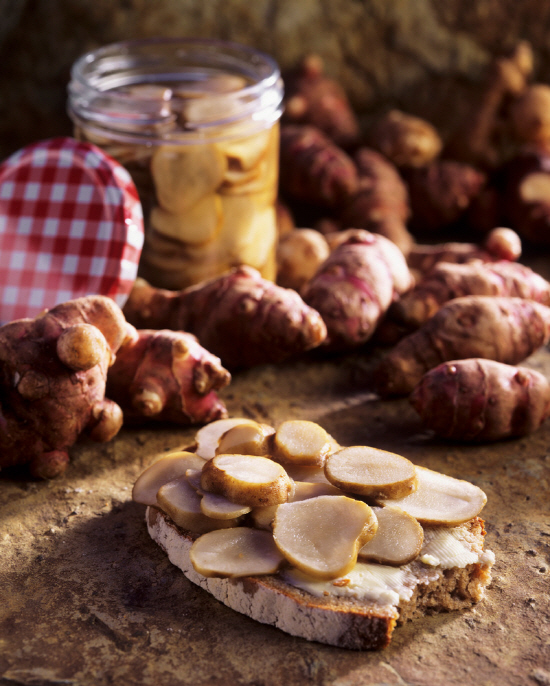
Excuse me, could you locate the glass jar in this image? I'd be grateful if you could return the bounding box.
[68,38,283,289]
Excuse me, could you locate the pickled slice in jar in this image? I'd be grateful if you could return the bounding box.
[139,229,232,289]
[236,208,277,278]
[219,196,277,268]
[76,127,154,166]
[151,144,227,213]
[182,94,243,127]
[216,128,272,173]
[219,126,279,196]
[172,73,248,99]
[150,194,223,245]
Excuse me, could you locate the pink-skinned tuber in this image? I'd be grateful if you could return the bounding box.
[374,295,550,397]
[391,259,550,331]
[0,295,128,478]
[282,54,361,149]
[123,267,327,369]
[410,358,550,441]
[406,227,522,280]
[302,229,413,350]
[339,148,414,255]
[279,125,359,210]
[444,41,534,169]
[402,160,487,237]
[106,328,230,425]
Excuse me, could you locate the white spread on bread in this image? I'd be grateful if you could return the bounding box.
[281,523,494,605]
[419,525,495,569]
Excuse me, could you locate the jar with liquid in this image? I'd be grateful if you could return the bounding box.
[68,38,283,289]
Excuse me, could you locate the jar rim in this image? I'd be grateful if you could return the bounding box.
[68,37,283,144]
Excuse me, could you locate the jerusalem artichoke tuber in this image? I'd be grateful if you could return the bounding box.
[402,160,487,236]
[282,54,360,149]
[276,228,330,293]
[106,328,230,425]
[339,148,414,255]
[374,295,550,397]
[0,295,127,478]
[444,41,534,169]
[367,110,443,168]
[279,125,359,209]
[302,229,413,350]
[391,259,550,330]
[406,227,522,279]
[123,266,327,369]
[410,358,550,441]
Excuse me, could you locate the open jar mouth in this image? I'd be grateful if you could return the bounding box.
[68,37,284,144]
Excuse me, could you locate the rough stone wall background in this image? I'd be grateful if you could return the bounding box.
[3,0,550,160]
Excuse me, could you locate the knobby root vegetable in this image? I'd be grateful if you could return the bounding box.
[367,109,443,168]
[106,328,230,424]
[302,229,413,350]
[391,260,550,330]
[410,358,550,441]
[282,54,360,149]
[279,125,359,209]
[508,83,550,150]
[0,295,128,478]
[374,295,550,397]
[444,41,534,169]
[339,148,414,255]
[402,160,487,236]
[406,227,521,279]
[123,266,327,369]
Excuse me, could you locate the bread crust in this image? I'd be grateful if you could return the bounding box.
[146,507,493,650]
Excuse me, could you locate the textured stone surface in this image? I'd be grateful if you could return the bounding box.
[0,345,549,686]
[3,0,550,159]
[1,3,550,683]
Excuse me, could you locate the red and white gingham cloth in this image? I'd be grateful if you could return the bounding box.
[0,137,144,323]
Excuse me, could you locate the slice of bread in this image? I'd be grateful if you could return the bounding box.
[146,506,494,650]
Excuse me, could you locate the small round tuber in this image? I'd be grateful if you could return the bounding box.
[276,228,330,292]
[368,110,443,169]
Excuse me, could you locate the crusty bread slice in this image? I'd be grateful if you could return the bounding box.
[146,506,494,650]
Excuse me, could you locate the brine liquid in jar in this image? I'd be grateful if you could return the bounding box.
[68,38,283,289]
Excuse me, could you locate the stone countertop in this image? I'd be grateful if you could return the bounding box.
[0,348,549,686]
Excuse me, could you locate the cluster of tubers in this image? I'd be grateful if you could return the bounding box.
[0,295,233,478]
[133,417,487,580]
[272,48,550,443]
[0,264,331,478]
[7,43,550,483]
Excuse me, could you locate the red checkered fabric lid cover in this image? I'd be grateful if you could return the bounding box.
[0,137,144,324]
